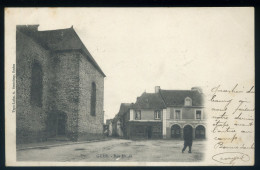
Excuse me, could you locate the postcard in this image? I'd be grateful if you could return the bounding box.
[5,7,254,166]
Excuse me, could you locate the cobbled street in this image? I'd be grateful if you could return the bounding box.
[17,139,205,162]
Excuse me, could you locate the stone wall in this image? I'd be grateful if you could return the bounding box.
[16,30,50,143]
[49,51,80,141]
[16,28,105,143]
[78,52,104,140]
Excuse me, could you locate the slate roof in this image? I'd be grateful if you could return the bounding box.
[17,25,106,77]
[132,92,166,109]
[131,89,204,110]
[118,103,132,116]
[160,90,204,107]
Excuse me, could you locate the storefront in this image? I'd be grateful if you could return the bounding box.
[126,122,162,139]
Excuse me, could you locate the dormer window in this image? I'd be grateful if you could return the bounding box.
[185,97,192,106]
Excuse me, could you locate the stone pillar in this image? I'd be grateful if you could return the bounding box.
[204,126,206,139]
[181,128,184,139]
[130,109,134,120]
[192,127,195,139]
[162,109,167,139]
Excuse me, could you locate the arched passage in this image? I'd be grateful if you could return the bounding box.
[195,125,205,139]
[47,111,67,138]
[183,125,193,140]
[57,112,67,136]
[171,124,181,139]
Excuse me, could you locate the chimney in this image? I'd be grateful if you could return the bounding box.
[191,87,203,93]
[155,86,160,93]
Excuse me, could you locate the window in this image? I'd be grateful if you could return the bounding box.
[196,110,202,120]
[185,97,192,106]
[31,61,43,107]
[195,125,205,139]
[135,110,141,120]
[90,82,96,116]
[154,110,161,120]
[175,110,181,120]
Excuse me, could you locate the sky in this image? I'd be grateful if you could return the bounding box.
[8,8,254,121]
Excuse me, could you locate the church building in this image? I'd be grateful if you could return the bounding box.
[16,25,105,143]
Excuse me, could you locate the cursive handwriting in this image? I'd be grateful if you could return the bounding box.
[246,86,255,93]
[210,83,254,165]
[212,152,250,165]
[211,84,243,96]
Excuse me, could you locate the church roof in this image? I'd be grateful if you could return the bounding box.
[17,25,106,77]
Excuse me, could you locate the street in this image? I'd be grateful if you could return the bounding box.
[17,139,205,162]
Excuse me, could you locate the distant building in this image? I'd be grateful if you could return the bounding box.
[113,86,206,140]
[112,103,132,138]
[105,119,113,136]
[16,25,105,143]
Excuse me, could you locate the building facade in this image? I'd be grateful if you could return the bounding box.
[112,103,131,138]
[16,25,105,144]
[160,87,206,140]
[127,92,165,139]
[112,86,206,140]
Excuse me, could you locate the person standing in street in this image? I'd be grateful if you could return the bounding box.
[182,129,193,153]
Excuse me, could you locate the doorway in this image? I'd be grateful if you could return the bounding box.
[171,124,181,139]
[57,113,66,136]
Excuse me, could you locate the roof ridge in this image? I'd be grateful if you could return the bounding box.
[70,28,106,77]
[37,27,73,32]
[161,89,194,91]
[121,103,131,105]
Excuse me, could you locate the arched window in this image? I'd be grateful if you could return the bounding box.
[185,97,192,106]
[195,125,205,139]
[31,61,43,107]
[90,82,96,116]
